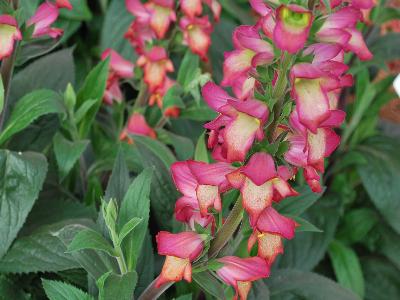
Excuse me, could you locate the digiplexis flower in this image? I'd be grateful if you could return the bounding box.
[324,0,375,9]
[137,46,174,92]
[180,16,212,61]
[0,15,22,60]
[180,0,221,21]
[216,256,270,300]
[119,112,157,143]
[156,231,205,287]
[171,160,233,216]
[227,153,297,226]
[149,76,175,107]
[222,25,274,87]
[27,0,72,38]
[273,5,312,54]
[202,82,269,162]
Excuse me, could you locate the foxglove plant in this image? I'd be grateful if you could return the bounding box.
[138,0,374,299]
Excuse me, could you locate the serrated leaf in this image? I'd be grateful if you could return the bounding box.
[119,168,153,271]
[42,279,93,300]
[0,151,48,258]
[97,271,138,300]
[0,90,64,145]
[53,133,89,180]
[328,240,364,298]
[67,229,116,257]
[118,217,142,246]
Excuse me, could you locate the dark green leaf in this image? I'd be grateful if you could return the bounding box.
[194,132,209,163]
[0,275,30,299]
[67,229,116,257]
[357,136,400,234]
[97,271,138,300]
[119,168,153,271]
[328,240,364,298]
[53,133,89,180]
[378,224,400,270]
[177,50,200,90]
[10,48,75,101]
[193,271,225,300]
[0,151,47,258]
[157,129,194,161]
[59,0,92,21]
[0,221,81,273]
[291,216,323,233]
[134,232,155,297]
[0,90,64,145]
[42,279,93,300]
[266,269,359,300]
[180,103,218,121]
[275,186,324,216]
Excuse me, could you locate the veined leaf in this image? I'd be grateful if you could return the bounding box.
[42,279,93,300]
[0,150,48,258]
[177,49,200,91]
[0,90,64,145]
[117,217,142,246]
[97,271,138,300]
[67,229,116,257]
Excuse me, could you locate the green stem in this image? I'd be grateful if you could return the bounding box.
[110,229,128,274]
[137,278,173,300]
[208,196,244,259]
[133,80,148,110]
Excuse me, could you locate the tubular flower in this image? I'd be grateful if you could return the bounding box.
[221,25,274,87]
[119,113,157,143]
[273,5,313,54]
[175,195,215,230]
[180,0,221,21]
[27,1,71,38]
[202,82,269,163]
[216,256,270,300]
[0,15,22,60]
[171,160,234,217]
[250,0,275,39]
[156,231,205,287]
[149,76,175,107]
[248,230,284,264]
[316,7,373,61]
[179,16,212,61]
[226,153,297,226]
[137,46,174,92]
[101,49,134,104]
[125,19,156,55]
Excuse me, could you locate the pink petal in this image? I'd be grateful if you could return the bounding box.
[0,15,22,60]
[101,49,134,78]
[202,82,236,111]
[241,153,277,185]
[126,113,157,139]
[256,206,297,239]
[170,161,198,198]
[187,160,234,188]
[344,28,373,61]
[180,0,203,18]
[156,231,204,261]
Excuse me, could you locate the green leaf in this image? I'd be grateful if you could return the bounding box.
[377,224,400,270]
[357,136,400,234]
[193,271,225,300]
[10,48,75,101]
[53,133,89,180]
[76,59,110,138]
[162,85,185,110]
[74,99,97,123]
[118,168,152,271]
[0,76,4,114]
[177,49,200,90]
[0,275,30,299]
[291,216,323,233]
[194,132,209,163]
[134,232,155,298]
[275,185,324,216]
[266,269,359,300]
[372,7,400,24]
[42,279,93,300]
[97,271,138,300]
[362,257,400,300]
[0,90,64,145]
[67,229,116,257]
[156,129,194,161]
[59,0,92,21]
[180,103,218,121]
[118,217,142,246]
[0,151,48,258]
[0,221,81,274]
[328,240,364,298]
[100,0,135,61]
[133,135,176,167]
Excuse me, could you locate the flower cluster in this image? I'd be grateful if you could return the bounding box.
[0,0,72,60]
[155,0,374,298]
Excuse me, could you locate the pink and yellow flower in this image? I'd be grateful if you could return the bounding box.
[156,231,205,287]
[227,153,297,226]
[119,113,157,143]
[202,82,269,162]
[125,19,156,55]
[149,76,175,107]
[0,15,22,60]
[179,16,212,61]
[273,5,313,54]
[180,0,221,21]
[171,160,234,217]
[222,25,274,87]
[137,46,174,92]
[216,256,270,300]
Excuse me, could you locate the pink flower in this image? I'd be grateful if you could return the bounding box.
[156,231,205,287]
[125,20,156,55]
[27,1,70,38]
[171,160,234,217]
[247,230,284,264]
[273,5,313,54]
[226,153,297,226]
[250,0,275,39]
[120,113,157,143]
[149,76,175,107]
[180,0,221,21]
[179,16,212,61]
[216,256,270,300]
[202,82,269,163]
[0,15,22,60]
[316,7,373,61]
[126,0,176,39]
[222,25,274,87]
[175,195,215,230]
[137,46,174,92]
[101,49,134,104]
[322,0,375,9]
[55,0,73,9]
